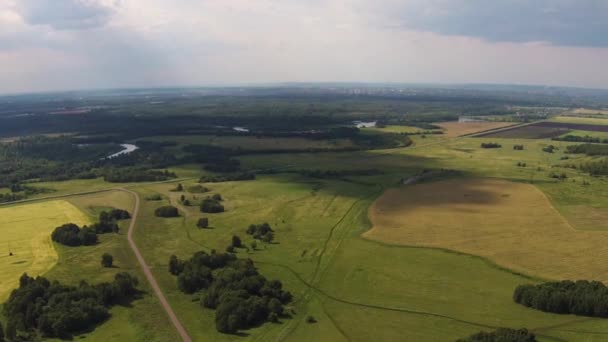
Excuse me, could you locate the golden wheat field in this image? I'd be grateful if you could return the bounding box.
[436,121,514,137]
[0,200,90,300]
[365,178,608,281]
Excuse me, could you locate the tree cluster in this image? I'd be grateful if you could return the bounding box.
[542,145,556,153]
[51,223,98,246]
[579,159,608,176]
[480,142,501,148]
[200,198,225,213]
[246,223,274,243]
[513,145,525,150]
[168,251,292,334]
[154,206,179,217]
[513,280,608,317]
[3,272,138,339]
[456,328,536,342]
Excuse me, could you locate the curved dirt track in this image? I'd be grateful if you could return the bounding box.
[123,188,192,342]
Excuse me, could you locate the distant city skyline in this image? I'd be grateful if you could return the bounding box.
[0,0,607,93]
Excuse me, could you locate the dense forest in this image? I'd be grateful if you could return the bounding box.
[3,272,139,339]
[513,280,608,317]
[168,251,292,334]
[455,328,536,342]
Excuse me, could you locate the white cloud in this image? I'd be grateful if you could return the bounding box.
[0,0,607,93]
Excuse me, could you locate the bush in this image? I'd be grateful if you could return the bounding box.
[101,253,113,267]
[542,145,556,153]
[481,142,501,149]
[155,206,179,217]
[212,194,223,201]
[145,194,162,201]
[200,199,225,213]
[232,235,242,248]
[513,145,525,150]
[456,328,536,342]
[197,218,209,228]
[246,223,274,243]
[514,280,608,317]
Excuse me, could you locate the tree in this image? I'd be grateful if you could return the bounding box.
[200,198,224,213]
[197,218,209,228]
[101,253,113,267]
[79,227,98,245]
[176,183,184,191]
[169,255,184,275]
[212,194,223,201]
[232,235,242,248]
[251,241,257,250]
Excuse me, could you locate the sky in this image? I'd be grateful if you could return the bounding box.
[0,0,607,93]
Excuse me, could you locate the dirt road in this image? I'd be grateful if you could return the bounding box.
[124,189,192,342]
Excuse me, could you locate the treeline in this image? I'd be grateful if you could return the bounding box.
[513,280,608,317]
[566,143,608,156]
[456,328,536,342]
[481,142,502,148]
[168,251,292,334]
[103,168,176,183]
[3,272,138,339]
[554,135,608,144]
[199,173,255,183]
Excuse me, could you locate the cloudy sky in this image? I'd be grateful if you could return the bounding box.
[1,0,607,93]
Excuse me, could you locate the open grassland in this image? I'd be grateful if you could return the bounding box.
[365,178,608,282]
[43,190,179,342]
[362,125,427,134]
[0,200,90,301]
[435,121,514,137]
[550,116,608,126]
[135,135,356,151]
[571,108,608,115]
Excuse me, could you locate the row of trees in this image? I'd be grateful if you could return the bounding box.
[3,272,138,339]
[103,168,176,183]
[566,143,608,156]
[554,134,608,144]
[513,280,608,317]
[481,142,501,148]
[199,173,256,183]
[456,328,536,342]
[168,251,292,334]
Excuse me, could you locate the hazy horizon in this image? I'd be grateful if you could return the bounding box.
[1,0,607,94]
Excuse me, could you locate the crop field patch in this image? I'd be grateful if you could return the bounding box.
[478,121,608,139]
[365,178,608,282]
[0,200,90,300]
[435,121,514,137]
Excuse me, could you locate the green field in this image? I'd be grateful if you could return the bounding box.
[550,115,608,125]
[4,131,608,341]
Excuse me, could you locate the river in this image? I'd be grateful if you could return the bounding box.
[106,144,139,159]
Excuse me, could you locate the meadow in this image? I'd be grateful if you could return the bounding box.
[435,121,514,137]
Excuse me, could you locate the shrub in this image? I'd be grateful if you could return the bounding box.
[145,194,162,201]
[197,217,209,228]
[155,206,179,217]
[481,142,501,149]
[101,253,113,267]
[513,145,525,150]
[246,223,274,243]
[187,185,209,193]
[231,235,242,248]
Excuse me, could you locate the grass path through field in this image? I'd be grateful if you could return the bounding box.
[123,188,192,342]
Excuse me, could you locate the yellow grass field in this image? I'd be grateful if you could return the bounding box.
[436,121,514,137]
[0,200,90,300]
[364,178,608,282]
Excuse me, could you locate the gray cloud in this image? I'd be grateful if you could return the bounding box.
[18,0,115,30]
[384,0,608,47]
